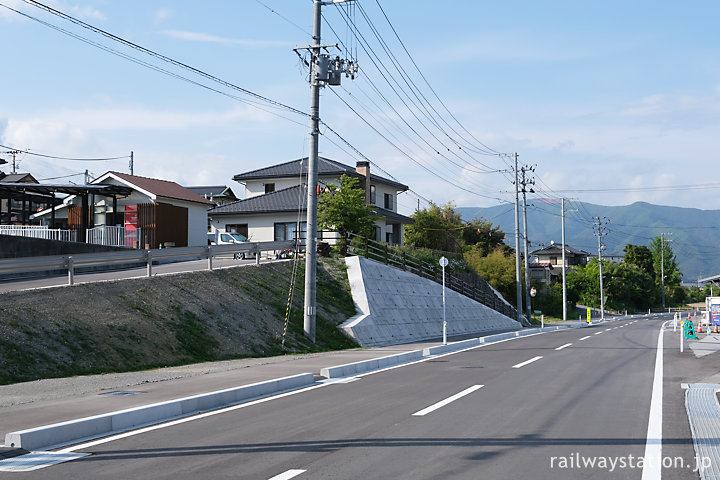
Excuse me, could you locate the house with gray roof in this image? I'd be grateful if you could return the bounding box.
[186,185,238,206]
[208,157,413,246]
[529,242,593,285]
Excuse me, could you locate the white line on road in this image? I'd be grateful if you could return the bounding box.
[594,332,603,335]
[412,385,484,416]
[605,328,612,331]
[269,470,306,480]
[579,335,591,341]
[512,356,543,369]
[641,321,666,480]
[555,343,572,351]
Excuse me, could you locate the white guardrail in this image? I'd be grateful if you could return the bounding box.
[0,240,294,286]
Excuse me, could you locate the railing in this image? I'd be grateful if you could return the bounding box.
[0,240,295,285]
[346,233,523,323]
[86,225,141,248]
[0,225,77,242]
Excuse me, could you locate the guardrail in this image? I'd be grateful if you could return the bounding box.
[0,240,294,285]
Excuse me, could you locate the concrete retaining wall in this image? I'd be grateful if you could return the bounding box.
[341,256,522,347]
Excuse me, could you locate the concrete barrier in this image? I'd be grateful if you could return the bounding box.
[320,351,423,379]
[4,373,314,451]
[423,338,481,357]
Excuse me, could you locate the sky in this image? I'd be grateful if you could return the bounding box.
[1,0,719,217]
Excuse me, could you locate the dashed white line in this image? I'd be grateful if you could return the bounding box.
[512,356,543,369]
[555,343,572,351]
[269,470,306,480]
[412,385,483,416]
[579,335,591,340]
[594,332,603,335]
[605,328,612,331]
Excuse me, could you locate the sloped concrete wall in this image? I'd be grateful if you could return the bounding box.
[341,256,522,347]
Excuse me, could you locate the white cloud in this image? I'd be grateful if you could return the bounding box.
[161,29,292,48]
[0,0,26,22]
[154,8,173,23]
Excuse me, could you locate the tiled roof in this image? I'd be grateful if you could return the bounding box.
[105,172,214,205]
[0,173,38,184]
[233,157,408,191]
[187,185,238,199]
[209,184,307,215]
[530,244,591,257]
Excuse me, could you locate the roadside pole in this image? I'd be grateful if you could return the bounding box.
[440,256,448,345]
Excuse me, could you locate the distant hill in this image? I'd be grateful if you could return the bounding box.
[457,201,720,283]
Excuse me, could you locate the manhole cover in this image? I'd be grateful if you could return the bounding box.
[100,391,141,396]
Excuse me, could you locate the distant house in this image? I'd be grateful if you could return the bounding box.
[34,171,213,248]
[186,185,239,207]
[530,242,592,284]
[208,157,413,245]
[0,172,61,225]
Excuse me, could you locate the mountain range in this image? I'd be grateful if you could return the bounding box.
[457,201,720,284]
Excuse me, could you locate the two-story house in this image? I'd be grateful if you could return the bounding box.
[529,241,592,285]
[207,157,413,246]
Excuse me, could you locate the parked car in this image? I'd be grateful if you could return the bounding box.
[208,231,250,259]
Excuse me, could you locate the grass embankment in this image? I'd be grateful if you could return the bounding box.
[0,258,357,385]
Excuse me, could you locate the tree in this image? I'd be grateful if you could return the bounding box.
[460,218,509,256]
[649,236,682,304]
[623,244,654,277]
[404,202,463,253]
[317,174,376,255]
[465,247,517,301]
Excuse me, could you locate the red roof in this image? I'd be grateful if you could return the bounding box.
[107,172,213,205]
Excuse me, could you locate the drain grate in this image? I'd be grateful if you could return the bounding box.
[100,391,141,397]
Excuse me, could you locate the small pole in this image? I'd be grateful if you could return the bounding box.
[67,256,74,286]
[146,249,152,277]
[440,256,448,345]
[681,322,684,353]
[541,314,544,329]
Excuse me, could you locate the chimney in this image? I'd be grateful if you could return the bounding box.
[355,161,371,204]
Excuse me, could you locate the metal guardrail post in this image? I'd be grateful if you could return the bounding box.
[146,250,153,277]
[67,256,74,286]
[255,246,261,265]
[207,246,213,271]
[364,237,369,258]
[384,244,389,264]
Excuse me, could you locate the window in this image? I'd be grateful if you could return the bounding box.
[225,224,248,238]
[385,231,394,244]
[370,185,376,204]
[265,183,275,194]
[374,226,382,241]
[550,256,558,265]
[384,193,393,210]
[274,222,307,241]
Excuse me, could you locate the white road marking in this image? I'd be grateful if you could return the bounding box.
[555,343,572,351]
[412,385,483,416]
[579,335,591,340]
[605,328,612,331]
[269,469,306,480]
[641,321,665,480]
[0,452,89,472]
[594,332,603,335]
[512,356,543,369]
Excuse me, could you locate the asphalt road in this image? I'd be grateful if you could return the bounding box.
[9,315,697,479]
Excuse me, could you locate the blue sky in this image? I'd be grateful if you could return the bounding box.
[1,0,719,216]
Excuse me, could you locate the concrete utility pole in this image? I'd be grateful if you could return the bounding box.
[660,233,672,310]
[299,0,356,342]
[513,153,523,323]
[129,151,134,176]
[520,165,535,321]
[561,198,567,321]
[2,150,21,174]
[594,216,608,320]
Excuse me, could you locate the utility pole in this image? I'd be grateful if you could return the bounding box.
[2,150,21,174]
[129,151,134,175]
[520,165,535,321]
[660,233,672,310]
[297,0,357,342]
[513,153,523,324]
[561,198,567,321]
[593,217,608,320]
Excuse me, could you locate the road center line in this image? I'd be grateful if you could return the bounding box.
[579,335,591,340]
[412,385,483,416]
[555,343,572,351]
[269,470,306,480]
[512,356,543,369]
[594,332,603,335]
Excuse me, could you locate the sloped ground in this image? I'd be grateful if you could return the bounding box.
[0,258,358,385]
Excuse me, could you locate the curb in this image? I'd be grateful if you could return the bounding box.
[320,350,424,379]
[4,373,314,452]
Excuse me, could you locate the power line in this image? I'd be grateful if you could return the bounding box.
[0,144,128,161]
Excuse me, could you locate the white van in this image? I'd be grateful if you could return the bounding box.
[208,231,250,259]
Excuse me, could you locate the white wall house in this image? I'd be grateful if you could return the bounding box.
[208,157,413,246]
